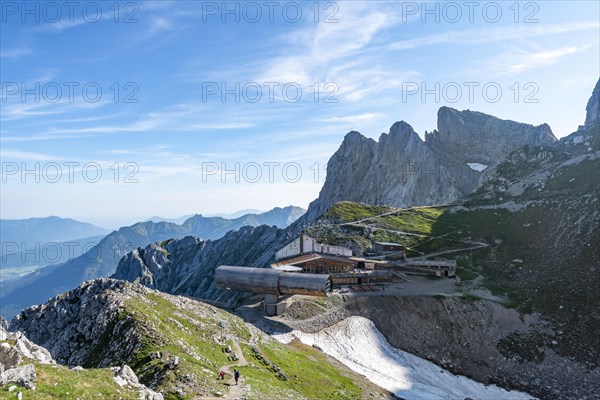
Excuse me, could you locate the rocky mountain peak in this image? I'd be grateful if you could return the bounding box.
[430,106,556,161]
[344,130,369,142]
[382,121,420,146]
[338,130,378,154]
[585,78,600,127]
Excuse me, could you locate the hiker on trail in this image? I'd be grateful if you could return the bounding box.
[233,369,240,385]
[218,370,225,380]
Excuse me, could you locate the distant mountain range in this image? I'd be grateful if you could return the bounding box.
[0,205,305,318]
[143,215,195,224]
[1,216,109,245]
[1,217,111,280]
[145,209,268,223]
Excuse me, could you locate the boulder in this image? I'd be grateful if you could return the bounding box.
[0,364,36,389]
[114,365,139,386]
[112,365,164,400]
[8,331,54,364]
[0,343,21,370]
[0,317,7,340]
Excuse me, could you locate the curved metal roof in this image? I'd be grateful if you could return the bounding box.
[215,265,332,297]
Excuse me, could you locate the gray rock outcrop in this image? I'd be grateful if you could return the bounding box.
[0,343,21,370]
[10,331,54,364]
[0,364,36,389]
[112,365,164,400]
[9,279,142,367]
[1,314,55,391]
[0,317,7,341]
[429,107,555,161]
[113,225,292,306]
[0,326,53,391]
[306,108,557,221]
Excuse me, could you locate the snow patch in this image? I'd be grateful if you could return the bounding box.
[467,162,488,172]
[273,316,536,400]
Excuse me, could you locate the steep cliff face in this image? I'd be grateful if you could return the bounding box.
[361,121,463,208]
[585,78,600,127]
[306,107,557,222]
[427,107,556,193]
[112,225,291,306]
[304,131,378,221]
[428,107,556,162]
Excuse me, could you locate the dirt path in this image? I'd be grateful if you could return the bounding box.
[345,222,429,237]
[421,242,489,258]
[195,340,249,400]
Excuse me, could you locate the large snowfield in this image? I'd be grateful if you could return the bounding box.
[273,316,536,400]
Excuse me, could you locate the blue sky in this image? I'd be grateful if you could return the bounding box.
[1,0,599,229]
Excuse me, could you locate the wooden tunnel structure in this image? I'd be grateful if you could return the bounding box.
[215,265,333,315]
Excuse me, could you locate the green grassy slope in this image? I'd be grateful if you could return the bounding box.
[119,292,372,400]
[0,362,140,400]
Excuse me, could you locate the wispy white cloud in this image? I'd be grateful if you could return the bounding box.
[0,149,59,161]
[0,99,107,122]
[0,45,33,59]
[388,22,600,50]
[18,113,125,127]
[256,3,404,102]
[486,44,594,76]
[27,18,88,33]
[148,16,173,33]
[186,122,254,130]
[1,102,256,142]
[317,112,384,123]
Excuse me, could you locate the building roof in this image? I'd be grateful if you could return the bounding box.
[276,252,356,266]
[270,264,304,272]
[349,257,389,265]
